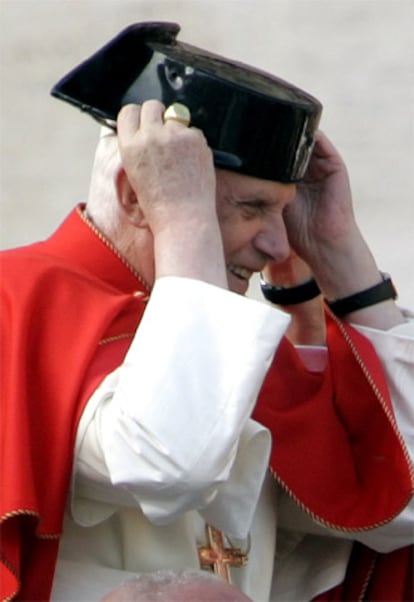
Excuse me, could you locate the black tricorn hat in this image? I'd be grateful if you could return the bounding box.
[51,22,322,182]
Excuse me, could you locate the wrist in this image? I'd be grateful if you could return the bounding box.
[154,220,227,286]
[325,272,398,318]
[260,274,321,306]
[308,238,383,300]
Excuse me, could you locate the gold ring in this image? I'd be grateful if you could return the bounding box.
[163,103,191,127]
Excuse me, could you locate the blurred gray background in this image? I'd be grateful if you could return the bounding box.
[1,0,413,305]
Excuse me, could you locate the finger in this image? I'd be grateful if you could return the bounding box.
[163,117,189,130]
[117,104,142,139]
[139,99,165,128]
[312,130,340,160]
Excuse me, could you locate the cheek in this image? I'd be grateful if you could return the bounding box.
[220,218,256,256]
[216,196,259,254]
[217,202,237,249]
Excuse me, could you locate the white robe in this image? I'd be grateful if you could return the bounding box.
[52,277,414,601]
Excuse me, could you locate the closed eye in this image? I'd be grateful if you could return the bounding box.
[237,199,269,219]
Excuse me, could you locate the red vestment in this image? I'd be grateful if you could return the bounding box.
[1,206,413,601]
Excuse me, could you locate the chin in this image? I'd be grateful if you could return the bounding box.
[228,275,249,296]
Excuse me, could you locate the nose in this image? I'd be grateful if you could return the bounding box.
[253,183,295,262]
[253,216,291,263]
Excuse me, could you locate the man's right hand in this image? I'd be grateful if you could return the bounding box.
[116,101,228,288]
[117,100,216,236]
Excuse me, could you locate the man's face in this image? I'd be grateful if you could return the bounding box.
[215,169,296,295]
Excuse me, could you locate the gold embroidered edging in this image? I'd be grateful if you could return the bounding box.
[0,508,39,523]
[357,552,377,602]
[1,509,61,601]
[1,508,60,539]
[77,206,150,291]
[99,333,134,346]
[1,551,19,602]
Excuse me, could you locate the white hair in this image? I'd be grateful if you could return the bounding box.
[86,126,123,235]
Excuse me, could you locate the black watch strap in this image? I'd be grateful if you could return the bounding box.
[260,275,321,306]
[326,274,397,317]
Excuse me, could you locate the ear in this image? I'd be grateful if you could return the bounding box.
[115,167,148,228]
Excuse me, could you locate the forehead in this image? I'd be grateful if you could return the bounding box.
[215,168,281,199]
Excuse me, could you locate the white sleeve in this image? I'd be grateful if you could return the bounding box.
[73,277,290,524]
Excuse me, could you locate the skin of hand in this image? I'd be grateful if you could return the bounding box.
[263,252,326,345]
[263,250,314,288]
[282,131,372,291]
[117,101,216,234]
[116,101,228,288]
[280,131,405,329]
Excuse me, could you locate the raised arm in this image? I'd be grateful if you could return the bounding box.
[282,131,405,330]
[116,101,228,288]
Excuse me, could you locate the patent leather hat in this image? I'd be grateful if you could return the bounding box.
[51,22,322,182]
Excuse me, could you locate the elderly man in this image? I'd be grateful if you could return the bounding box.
[1,23,413,602]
